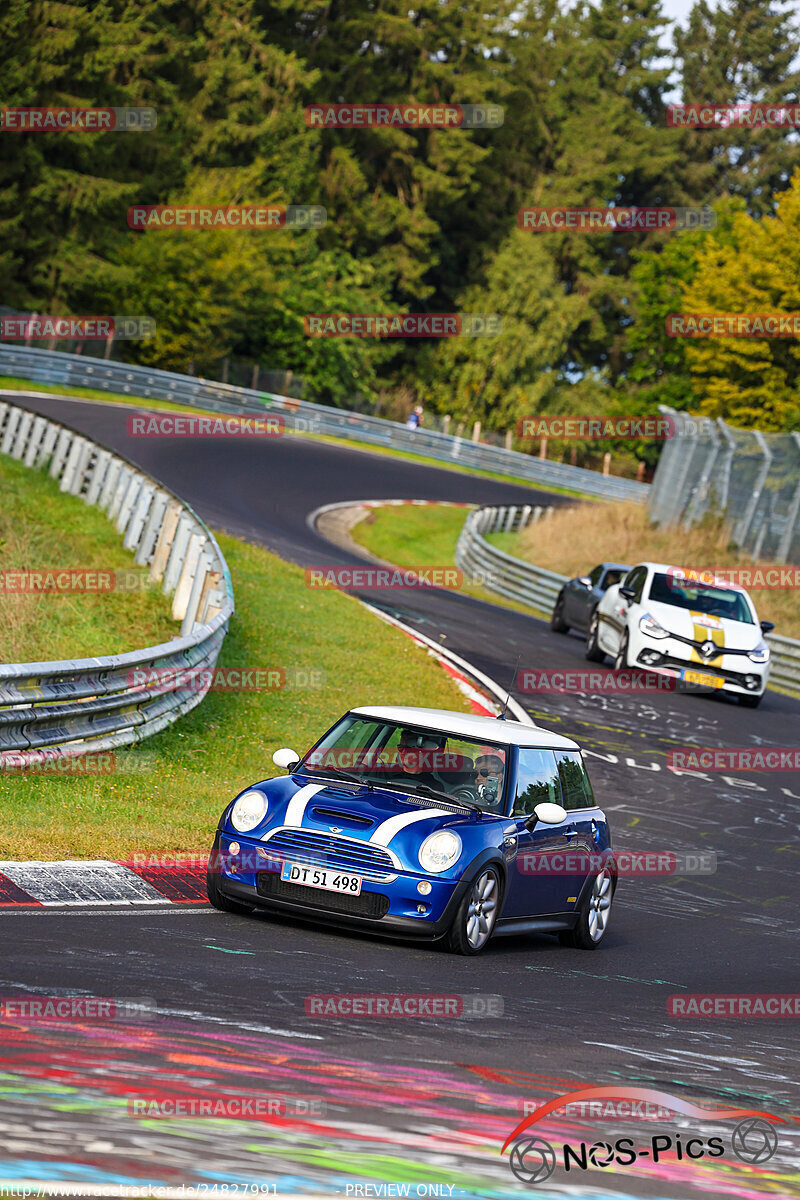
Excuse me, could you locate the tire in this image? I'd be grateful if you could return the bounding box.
[559,868,614,950]
[550,592,569,633]
[207,858,254,915]
[446,866,501,955]
[584,612,606,662]
[739,692,763,708]
[614,630,630,671]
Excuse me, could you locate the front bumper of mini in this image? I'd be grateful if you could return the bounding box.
[208,831,479,940]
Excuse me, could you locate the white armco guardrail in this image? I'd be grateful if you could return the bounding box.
[0,400,234,766]
[456,504,800,700]
[0,344,650,503]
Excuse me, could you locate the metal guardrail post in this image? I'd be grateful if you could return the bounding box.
[735,431,772,550]
[776,432,800,563]
[172,532,206,621]
[683,418,720,527]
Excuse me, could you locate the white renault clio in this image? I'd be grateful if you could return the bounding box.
[585,562,773,707]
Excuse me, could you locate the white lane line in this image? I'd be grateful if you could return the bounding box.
[0,907,215,918]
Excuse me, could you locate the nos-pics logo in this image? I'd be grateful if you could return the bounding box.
[502,1087,789,1184]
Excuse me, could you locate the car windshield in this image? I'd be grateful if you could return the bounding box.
[300,716,509,812]
[648,572,754,624]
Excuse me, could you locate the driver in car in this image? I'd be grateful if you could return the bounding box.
[475,752,505,809]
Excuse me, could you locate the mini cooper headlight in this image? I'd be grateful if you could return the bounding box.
[747,641,770,664]
[639,612,670,639]
[418,830,462,874]
[230,790,268,832]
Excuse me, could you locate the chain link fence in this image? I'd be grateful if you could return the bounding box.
[649,407,800,564]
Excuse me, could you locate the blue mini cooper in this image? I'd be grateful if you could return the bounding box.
[207,706,615,955]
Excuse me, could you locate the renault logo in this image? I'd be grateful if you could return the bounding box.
[701,640,716,658]
[329,826,342,833]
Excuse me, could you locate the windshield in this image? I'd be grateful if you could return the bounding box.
[648,573,754,624]
[301,716,509,812]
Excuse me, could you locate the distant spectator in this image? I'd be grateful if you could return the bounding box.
[406,404,424,431]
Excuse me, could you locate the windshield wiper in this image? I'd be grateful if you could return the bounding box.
[302,767,374,791]
[404,783,482,816]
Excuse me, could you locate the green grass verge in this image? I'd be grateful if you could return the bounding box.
[0,530,471,859]
[0,452,176,662]
[349,503,543,617]
[0,375,593,498]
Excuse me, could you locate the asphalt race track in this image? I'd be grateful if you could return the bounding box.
[2,393,799,1200]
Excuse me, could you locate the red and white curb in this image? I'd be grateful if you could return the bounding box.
[0,858,208,907]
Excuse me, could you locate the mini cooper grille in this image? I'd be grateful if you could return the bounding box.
[257,873,389,918]
[262,829,396,881]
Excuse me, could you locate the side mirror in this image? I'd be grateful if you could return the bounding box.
[273,747,300,771]
[760,620,775,634]
[578,576,592,588]
[525,801,568,829]
[619,586,636,602]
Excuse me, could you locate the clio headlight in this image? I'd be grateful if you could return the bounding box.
[747,641,770,664]
[639,613,670,639]
[418,830,462,874]
[230,790,268,832]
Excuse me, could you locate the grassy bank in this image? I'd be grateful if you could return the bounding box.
[0,452,175,663]
[0,527,471,859]
[349,503,531,614]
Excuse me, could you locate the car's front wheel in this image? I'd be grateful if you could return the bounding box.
[560,868,614,949]
[207,856,254,915]
[614,630,630,671]
[585,612,606,662]
[739,692,763,708]
[447,866,501,955]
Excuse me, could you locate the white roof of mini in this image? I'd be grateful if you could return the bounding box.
[350,706,579,750]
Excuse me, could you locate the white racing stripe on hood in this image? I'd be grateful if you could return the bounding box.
[275,783,326,833]
[370,808,451,847]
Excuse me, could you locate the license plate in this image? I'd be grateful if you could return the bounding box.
[280,862,362,896]
[681,668,724,689]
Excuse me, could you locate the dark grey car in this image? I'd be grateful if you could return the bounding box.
[551,562,631,635]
